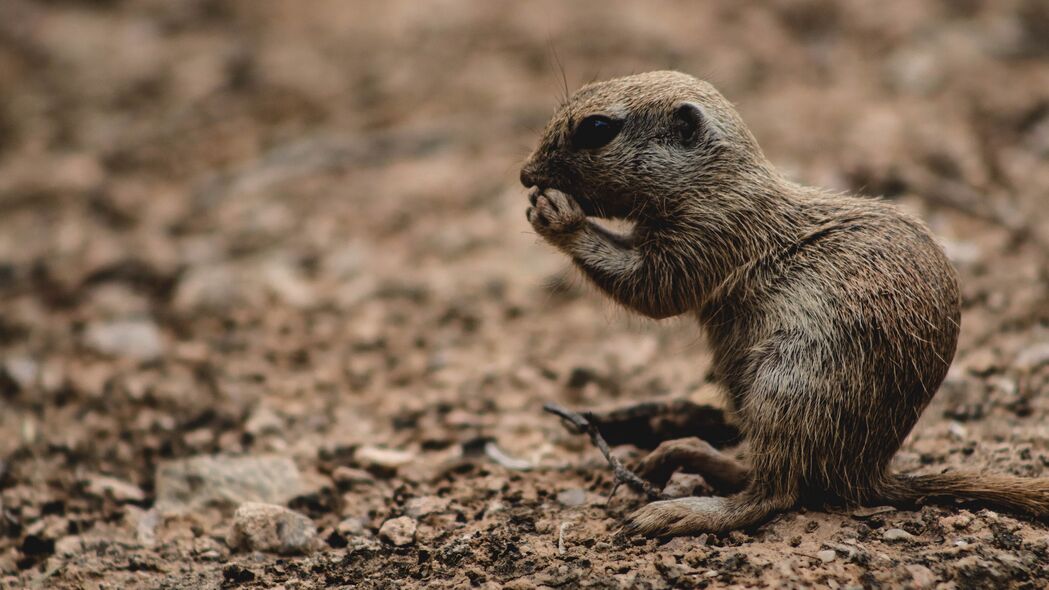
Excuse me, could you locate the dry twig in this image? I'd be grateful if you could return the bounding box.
[543,402,667,501]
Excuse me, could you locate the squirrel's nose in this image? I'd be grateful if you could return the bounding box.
[520,165,537,188]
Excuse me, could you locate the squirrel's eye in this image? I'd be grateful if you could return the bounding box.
[571,115,622,150]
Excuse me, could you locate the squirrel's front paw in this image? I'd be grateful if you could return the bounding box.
[526,189,586,243]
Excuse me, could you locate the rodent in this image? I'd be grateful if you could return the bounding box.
[520,70,1049,537]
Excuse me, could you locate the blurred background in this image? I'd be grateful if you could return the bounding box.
[1,1,1048,587]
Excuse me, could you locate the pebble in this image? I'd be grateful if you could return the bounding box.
[173,264,246,312]
[962,349,998,376]
[227,502,316,554]
[882,528,916,542]
[332,466,375,487]
[155,455,304,513]
[54,535,83,557]
[259,259,316,308]
[82,319,165,361]
[817,549,837,563]
[404,496,448,518]
[1015,342,1049,372]
[556,488,587,507]
[663,473,707,499]
[2,357,38,390]
[939,513,973,530]
[337,517,366,536]
[127,506,158,547]
[378,516,417,546]
[904,564,938,588]
[84,474,145,503]
[354,446,414,471]
[244,406,284,437]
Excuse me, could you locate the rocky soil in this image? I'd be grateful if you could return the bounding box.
[1,1,1048,588]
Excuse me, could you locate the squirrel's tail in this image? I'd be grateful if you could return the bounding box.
[879,471,1049,517]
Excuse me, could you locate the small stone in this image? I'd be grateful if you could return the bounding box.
[244,406,284,436]
[940,513,972,530]
[404,496,449,518]
[556,488,587,507]
[378,516,416,546]
[0,548,16,574]
[663,473,707,499]
[947,421,968,440]
[1015,342,1049,372]
[905,564,938,588]
[886,47,943,96]
[2,357,38,390]
[54,535,82,557]
[817,549,837,563]
[83,319,165,361]
[155,455,304,513]
[174,264,242,311]
[227,502,316,554]
[337,517,366,536]
[962,349,998,376]
[84,474,145,503]
[483,441,532,471]
[354,446,414,472]
[332,466,375,487]
[882,528,916,542]
[126,506,158,547]
[260,259,315,308]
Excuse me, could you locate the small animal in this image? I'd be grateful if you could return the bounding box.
[520,70,1049,536]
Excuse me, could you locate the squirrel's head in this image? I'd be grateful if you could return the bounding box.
[520,71,767,219]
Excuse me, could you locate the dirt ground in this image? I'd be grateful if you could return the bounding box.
[2,1,1049,588]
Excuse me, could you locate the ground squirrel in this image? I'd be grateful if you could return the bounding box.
[521,70,1049,537]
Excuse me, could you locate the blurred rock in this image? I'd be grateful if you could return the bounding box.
[84,474,145,503]
[354,446,415,472]
[227,502,316,554]
[126,506,158,547]
[1,357,37,391]
[321,242,368,280]
[882,528,916,543]
[172,264,248,312]
[54,535,82,557]
[663,473,707,499]
[174,258,316,311]
[337,516,367,536]
[962,349,998,376]
[155,455,304,513]
[483,441,532,471]
[332,466,375,488]
[904,564,937,588]
[556,488,586,507]
[939,512,972,530]
[886,47,943,96]
[244,406,284,437]
[82,319,164,361]
[404,496,448,518]
[817,549,836,563]
[378,516,416,546]
[1014,342,1049,372]
[259,258,315,309]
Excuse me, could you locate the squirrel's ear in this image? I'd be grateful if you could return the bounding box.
[672,102,709,145]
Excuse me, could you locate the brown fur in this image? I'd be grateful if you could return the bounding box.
[520,71,1049,536]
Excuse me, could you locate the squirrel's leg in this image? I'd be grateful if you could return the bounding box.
[636,437,749,494]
